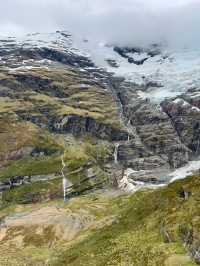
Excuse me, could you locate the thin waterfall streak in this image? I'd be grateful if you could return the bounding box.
[114,143,119,164]
[63,177,67,202]
[61,155,67,202]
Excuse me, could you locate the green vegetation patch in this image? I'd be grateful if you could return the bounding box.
[2,178,61,204]
[0,155,61,181]
[0,68,122,128]
[0,141,112,206]
[52,175,200,266]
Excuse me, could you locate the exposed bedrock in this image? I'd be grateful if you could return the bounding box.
[0,47,95,69]
[51,115,128,141]
[16,111,128,141]
[111,80,190,169]
[116,141,167,170]
[1,34,198,177]
[130,103,189,167]
[0,174,58,192]
[161,89,200,156]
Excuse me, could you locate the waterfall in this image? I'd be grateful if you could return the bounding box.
[61,155,67,202]
[126,120,131,143]
[114,143,120,164]
[62,177,67,202]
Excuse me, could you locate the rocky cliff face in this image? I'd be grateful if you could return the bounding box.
[0,31,199,199]
[0,31,200,266]
[111,78,190,170]
[51,114,128,141]
[162,89,200,155]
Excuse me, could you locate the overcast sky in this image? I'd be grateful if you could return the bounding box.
[0,0,199,47]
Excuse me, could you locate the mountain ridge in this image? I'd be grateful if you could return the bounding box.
[0,30,199,265]
[0,30,199,193]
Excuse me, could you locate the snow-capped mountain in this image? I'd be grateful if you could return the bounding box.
[1,31,200,103]
[0,30,200,188]
[74,37,200,102]
[1,30,200,264]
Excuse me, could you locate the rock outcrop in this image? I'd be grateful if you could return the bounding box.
[162,89,200,155]
[0,31,199,198]
[0,174,58,192]
[111,79,190,169]
[52,115,128,141]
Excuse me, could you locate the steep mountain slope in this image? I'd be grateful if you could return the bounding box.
[72,37,200,101]
[0,31,200,266]
[0,30,200,200]
[0,31,127,200]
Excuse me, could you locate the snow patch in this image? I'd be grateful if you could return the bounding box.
[1,31,200,104]
[73,37,200,102]
[119,168,165,193]
[169,160,200,183]
[192,106,200,112]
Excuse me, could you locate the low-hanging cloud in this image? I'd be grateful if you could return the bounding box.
[0,0,199,48]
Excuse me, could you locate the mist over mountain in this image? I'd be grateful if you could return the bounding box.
[1,1,200,265]
[0,0,200,48]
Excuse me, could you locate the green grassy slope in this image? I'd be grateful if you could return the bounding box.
[53,174,200,266]
[0,174,200,265]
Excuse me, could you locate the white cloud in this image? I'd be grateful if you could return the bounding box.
[0,0,199,48]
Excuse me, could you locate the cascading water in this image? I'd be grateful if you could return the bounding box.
[62,177,68,202]
[61,155,67,202]
[114,143,120,164]
[126,120,132,143]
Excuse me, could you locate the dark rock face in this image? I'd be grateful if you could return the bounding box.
[127,169,165,184]
[180,225,200,264]
[113,45,161,65]
[111,78,190,169]
[127,156,167,171]
[116,142,167,170]
[14,72,52,89]
[118,142,152,162]
[106,59,119,68]
[162,92,200,155]
[0,46,94,69]
[52,115,128,141]
[16,110,128,141]
[31,147,59,157]
[0,32,199,180]
[0,174,58,192]
[37,47,95,68]
[131,102,190,168]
